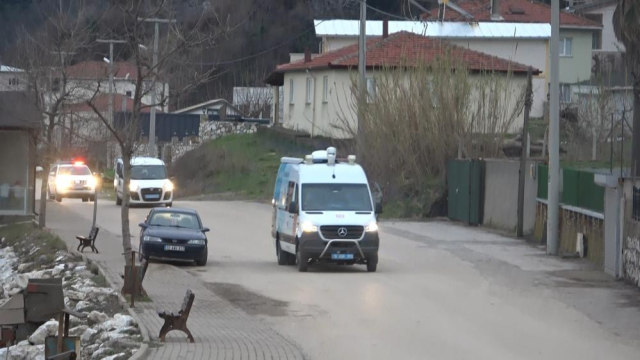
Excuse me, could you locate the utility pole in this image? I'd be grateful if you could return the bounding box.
[51,50,75,151]
[547,0,560,255]
[96,40,126,126]
[517,67,533,238]
[357,0,367,157]
[139,17,176,158]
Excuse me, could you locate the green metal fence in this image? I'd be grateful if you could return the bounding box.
[536,164,604,213]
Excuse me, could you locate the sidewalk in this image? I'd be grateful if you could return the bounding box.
[46,203,305,360]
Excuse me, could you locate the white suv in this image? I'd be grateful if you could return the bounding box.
[48,162,97,202]
[114,157,173,207]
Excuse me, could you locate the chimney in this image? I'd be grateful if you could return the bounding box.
[490,0,503,20]
[382,19,389,39]
[304,49,311,63]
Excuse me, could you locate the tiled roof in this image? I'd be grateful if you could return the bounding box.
[65,61,142,79]
[425,0,601,27]
[266,31,538,85]
[65,93,156,113]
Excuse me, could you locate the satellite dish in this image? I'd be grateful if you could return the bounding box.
[103,57,111,64]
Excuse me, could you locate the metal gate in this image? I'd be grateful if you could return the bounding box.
[447,159,484,225]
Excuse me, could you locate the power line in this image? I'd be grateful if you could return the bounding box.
[358,0,416,20]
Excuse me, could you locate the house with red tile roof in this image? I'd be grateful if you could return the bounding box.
[266,32,538,139]
[425,0,601,103]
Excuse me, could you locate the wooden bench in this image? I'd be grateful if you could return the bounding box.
[157,289,195,343]
[76,227,99,253]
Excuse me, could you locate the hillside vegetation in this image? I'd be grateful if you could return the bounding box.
[170,131,312,201]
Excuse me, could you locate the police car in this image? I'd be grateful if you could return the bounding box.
[48,160,97,202]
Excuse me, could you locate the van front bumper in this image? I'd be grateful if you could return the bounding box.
[298,232,379,262]
[129,188,173,204]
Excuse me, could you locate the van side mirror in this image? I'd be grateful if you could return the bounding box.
[375,202,383,215]
[49,172,55,177]
[288,201,298,214]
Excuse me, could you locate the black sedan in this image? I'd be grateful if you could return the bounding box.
[138,208,209,266]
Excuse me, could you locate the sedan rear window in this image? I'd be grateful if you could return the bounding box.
[149,212,201,229]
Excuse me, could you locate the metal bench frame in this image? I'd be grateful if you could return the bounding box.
[76,227,99,253]
[157,289,195,343]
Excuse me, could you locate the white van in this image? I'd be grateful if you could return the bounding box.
[271,147,381,272]
[114,157,173,207]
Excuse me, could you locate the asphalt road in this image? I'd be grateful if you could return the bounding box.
[51,197,640,360]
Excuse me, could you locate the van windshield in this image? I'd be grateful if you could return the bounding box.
[131,165,167,180]
[301,184,372,211]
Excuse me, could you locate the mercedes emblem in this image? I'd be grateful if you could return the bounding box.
[337,227,348,237]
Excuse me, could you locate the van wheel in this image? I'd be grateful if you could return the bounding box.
[55,194,62,203]
[366,254,378,273]
[276,240,288,266]
[116,194,122,206]
[82,197,88,203]
[296,246,308,272]
[89,195,95,202]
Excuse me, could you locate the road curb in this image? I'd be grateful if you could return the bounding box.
[72,250,151,360]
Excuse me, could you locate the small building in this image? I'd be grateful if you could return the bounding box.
[265,31,539,139]
[0,92,41,218]
[0,65,26,92]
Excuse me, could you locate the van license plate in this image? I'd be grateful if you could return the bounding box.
[146,194,160,199]
[164,245,185,251]
[331,253,354,260]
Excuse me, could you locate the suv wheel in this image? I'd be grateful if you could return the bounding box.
[366,254,378,273]
[296,246,308,272]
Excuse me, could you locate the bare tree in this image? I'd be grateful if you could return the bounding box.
[85,0,225,265]
[13,0,95,229]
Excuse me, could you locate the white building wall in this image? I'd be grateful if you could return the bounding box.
[584,4,625,52]
[0,73,27,92]
[283,69,528,139]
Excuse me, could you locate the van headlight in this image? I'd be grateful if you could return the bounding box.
[129,182,140,192]
[300,222,318,232]
[365,223,379,232]
[143,235,162,242]
[164,181,174,191]
[188,239,205,245]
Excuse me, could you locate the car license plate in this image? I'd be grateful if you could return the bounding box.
[146,194,160,199]
[331,253,354,260]
[164,245,185,251]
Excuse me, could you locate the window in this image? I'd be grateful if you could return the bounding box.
[8,78,19,86]
[51,78,60,92]
[286,181,297,212]
[131,165,167,180]
[366,78,377,103]
[149,212,201,229]
[302,184,373,211]
[306,77,312,104]
[559,38,573,57]
[289,79,294,105]
[560,84,572,103]
[633,187,640,221]
[58,165,91,176]
[591,30,602,50]
[322,76,329,103]
[125,90,132,97]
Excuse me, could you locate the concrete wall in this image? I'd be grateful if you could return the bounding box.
[559,29,594,84]
[622,178,640,288]
[482,159,538,234]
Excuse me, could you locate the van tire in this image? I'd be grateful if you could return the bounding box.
[366,254,378,273]
[296,246,308,272]
[55,194,62,203]
[165,202,172,208]
[89,195,95,202]
[276,240,288,266]
[82,197,88,203]
[116,194,122,206]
